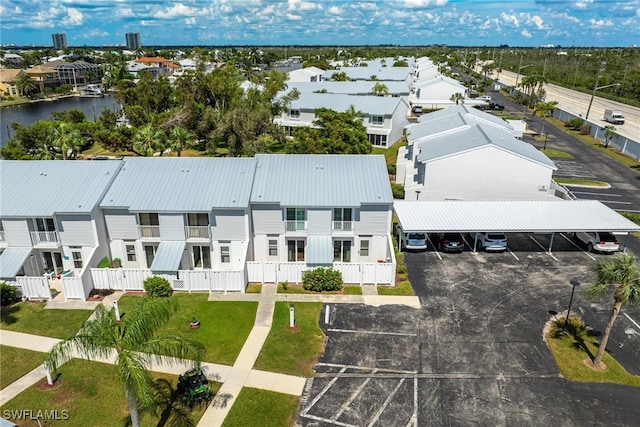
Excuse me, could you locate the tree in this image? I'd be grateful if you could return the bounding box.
[45,298,204,427]
[371,82,389,96]
[587,254,640,367]
[133,124,165,157]
[533,101,558,136]
[168,126,197,157]
[50,122,84,160]
[331,71,349,81]
[602,125,617,148]
[14,72,36,96]
[450,92,464,105]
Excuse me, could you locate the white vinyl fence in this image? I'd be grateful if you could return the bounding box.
[13,276,52,300]
[246,261,396,286]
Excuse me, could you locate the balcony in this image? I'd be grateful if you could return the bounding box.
[30,231,60,246]
[138,225,160,238]
[185,226,210,239]
[285,220,307,233]
[332,221,353,232]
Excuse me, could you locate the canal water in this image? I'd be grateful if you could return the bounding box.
[1,95,121,146]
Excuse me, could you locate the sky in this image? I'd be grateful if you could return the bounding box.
[1,0,639,47]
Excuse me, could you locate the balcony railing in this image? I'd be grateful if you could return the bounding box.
[185,226,210,239]
[30,231,60,245]
[332,221,353,232]
[138,225,160,238]
[286,220,307,232]
[0,231,6,242]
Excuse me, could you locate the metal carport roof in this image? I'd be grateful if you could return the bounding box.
[393,200,640,233]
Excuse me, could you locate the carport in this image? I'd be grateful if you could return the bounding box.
[393,200,640,253]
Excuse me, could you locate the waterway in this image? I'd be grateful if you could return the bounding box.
[1,95,121,146]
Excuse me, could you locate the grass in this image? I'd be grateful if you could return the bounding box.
[222,387,299,427]
[372,138,404,168]
[81,142,134,157]
[0,302,92,339]
[545,317,640,386]
[245,283,262,293]
[541,148,574,159]
[277,283,362,295]
[115,294,257,365]
[554,178,609,187]
[0,358,214,427]
[254,302,325,378]
[377,280,414,296]
[0,345,46,389]
[0,96,31,107]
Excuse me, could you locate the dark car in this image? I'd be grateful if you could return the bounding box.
[489,102,505,111]
[438,233,465,253]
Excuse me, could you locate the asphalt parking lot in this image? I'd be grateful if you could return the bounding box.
[297,244,640,426]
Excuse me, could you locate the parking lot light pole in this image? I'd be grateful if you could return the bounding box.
[563,279,581,333]
[585,83,620,120]
[543,133,548,150]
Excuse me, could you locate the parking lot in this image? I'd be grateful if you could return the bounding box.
[297,245,640,426]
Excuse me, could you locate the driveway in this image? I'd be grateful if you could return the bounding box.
[297,250,640,426]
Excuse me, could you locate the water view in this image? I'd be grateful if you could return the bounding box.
[1,95,120,146]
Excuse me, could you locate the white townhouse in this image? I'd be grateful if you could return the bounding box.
[0,160,122,300]
[281,81,410,97]
[247,154,396,285]
[322,67,412,84]
[397,105,557,201]
[409,75,472,109]
[275,92,410,148]
[287,66,325,82]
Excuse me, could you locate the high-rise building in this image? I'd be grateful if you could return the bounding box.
[125,32,142,50]
[52,33,67,49]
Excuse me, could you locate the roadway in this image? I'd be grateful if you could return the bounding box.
[496,70,640,141]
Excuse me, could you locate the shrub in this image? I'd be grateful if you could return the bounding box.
[143,276,173,298]
[564,118,583,131]
[1,282,19,306]
[97,257,111,268]
[391,183,405,199]
[387,163,396,175]
[302,268,343,292]
[579,123,591,135]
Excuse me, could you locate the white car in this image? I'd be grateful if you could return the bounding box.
[476,95,492,102]
[472,232,507,252]
[397,226,428,251]
[573,231,619,253]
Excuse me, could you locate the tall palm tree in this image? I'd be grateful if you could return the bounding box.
[133,124,165,156]
[45,298,204,427]
[168,126,197,157]
[533,101,558,136]
[50,122,84,160]
[450,92,464,105]
[587,254,640,367]
[14,72,36,96]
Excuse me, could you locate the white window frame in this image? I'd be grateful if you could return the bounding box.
[370,115,384,126]
[268,236,278,257]
[289,109,300,120]
[333,240,352,263]
[220,242,230,263]
[125,240,136,262]
[360,239,370,257]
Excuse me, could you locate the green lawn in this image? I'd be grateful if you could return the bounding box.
[377,280,415,296]
[0,345,45,389]
[116,294,257,365]
[545,318,640,386]
[0,358,213,427]
[0,302,92,339]
[541,148,574,159]
[554,178,609,187]
[277,283,362,295]
[222,387,299,427]
[254,302,325,378]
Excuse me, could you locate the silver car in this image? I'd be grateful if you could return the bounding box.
[473,232,507,252]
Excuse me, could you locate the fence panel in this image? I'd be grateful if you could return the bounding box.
[277,263,307,284]
[246,262,277,284]
[61,276,84,300]
[14,276,52,300]
[90,268,152,291]
[333,263,362,284]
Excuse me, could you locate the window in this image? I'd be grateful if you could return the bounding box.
[187,213,209,226]
[333,208,353,231]
[286,208,306,231]
[139,212,159,226]
[333,240,352,262]
[70,247,83,269]
[360,239,370,257]
[144,245,158,268]
[268,237,278,257]
[34,218,56,232]
[220,242,230,263]
[125,241,136,262]
[287,240,305,262]
[370,115,384,126]
[368,134,388,146]
[290,109,300,119]
[192,245,211,268]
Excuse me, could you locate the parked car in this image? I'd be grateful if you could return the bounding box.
[489,102,505,111]
[438,233,465,253]
[476,95,492,102]
[573,231,619,253]
[472,232,507,252]
[397,225,428,250]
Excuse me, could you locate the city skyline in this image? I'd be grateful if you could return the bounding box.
[0,0,639,48]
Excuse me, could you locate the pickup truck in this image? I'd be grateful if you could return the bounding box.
[604,109,625,125]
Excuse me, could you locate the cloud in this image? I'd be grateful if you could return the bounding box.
[62,8,83,26]
[500,12,520,27]
[82,28,109,38]
[589,18,613,27]
[328,6,343,15]
[115,8,134,18]
[403,0,448,7]
[530,15,546,30]
[521,29,532,38]
[185,17,196,25]
[288,0,322,11]
[573,0,594,9]
[154,3,202,19]
[286,13,302,20]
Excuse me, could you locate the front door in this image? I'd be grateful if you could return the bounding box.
[42,251,63,273]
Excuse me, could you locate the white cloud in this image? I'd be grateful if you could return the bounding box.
[62,8,83,26]
[589,18,613,27]
[500,12,519,27]
[573,1,594,10]
[115,8,134,18]
[286,13,302,20]
[288,0,322,11]
[530,15,546,30]
[403,0,448,7]
[521,29,532,38]
[82,28,109,38]
[185,17,196,25]
[154,3,201,19]
[353,2,377,11]
[328,6,343,15]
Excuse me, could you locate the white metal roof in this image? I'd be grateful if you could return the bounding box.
[289,93,404,116]
[394,200,640,233]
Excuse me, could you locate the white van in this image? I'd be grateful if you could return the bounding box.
[396,225,427,251]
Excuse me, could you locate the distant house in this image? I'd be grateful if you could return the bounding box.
[133,57,174,77]
[323,67,412,84]
[0,69,23,96]
[287,66,325,82]
[274,92,410,148]
[282,80,410,97]
[45,60,103,86]
[24,64,58,94]
[0,160,122,300]
[2,53,23,68]
[396,105,557,201]
[409,75,471,109]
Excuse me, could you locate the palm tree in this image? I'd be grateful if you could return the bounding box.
[50,122,84,160]
[133,124,165,156]
[450,92,464,105]
[371,82,389,96]
[602,125,618,148]
[168,126,197,157]
[533,101,558,136]
[587,254,640,367]
[14,72,36,96]
[45,298,204,427]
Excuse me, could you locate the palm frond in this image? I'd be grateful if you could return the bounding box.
[137,335,205,368]
[121,297,177,349]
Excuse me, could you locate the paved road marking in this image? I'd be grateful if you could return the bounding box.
[507,247,519,261]
[528,235,559,261]
[571,191,623,197]
[327,328,418,337]
[331,369,377,421]
[558,233,596,261]
[623,312,640,332]
[367,378,405,427]
[313,372,560,379]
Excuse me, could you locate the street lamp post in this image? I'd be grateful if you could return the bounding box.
[543,133,548,150]
[563,279,581,333]
[513,56,533,91]
[585,83,621,121]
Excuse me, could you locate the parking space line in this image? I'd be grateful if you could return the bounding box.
[598,200,632,205]
[327,328,418,337]
[528,235,558,261]
[367,378,405,427]
[302,366,347,418]
[559,233,596,261]
[301,413,356,427]
[426,235,443,261]
[411,376,418,427]
[331,369,377,421]
[571,191,622,197]
[507,247,519,261]
[623,312,640,332]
